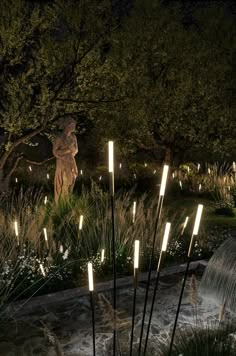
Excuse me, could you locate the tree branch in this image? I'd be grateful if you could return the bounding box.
[5,156,23,180]
[136,141,160,151]
[23,156,54,166]
[0,126,45,170]
[5,156,54,181]
[55,97,126,104]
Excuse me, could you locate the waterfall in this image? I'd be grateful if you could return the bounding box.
[199,236,236,313]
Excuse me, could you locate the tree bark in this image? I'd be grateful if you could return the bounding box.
[164,147,174,165]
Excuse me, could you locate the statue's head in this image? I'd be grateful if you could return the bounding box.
[58,117,76,133]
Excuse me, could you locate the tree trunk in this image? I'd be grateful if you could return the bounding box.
[164,147,174,165]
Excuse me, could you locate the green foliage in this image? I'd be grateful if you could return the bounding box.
[106,0,236,161]
[0,0,118,179]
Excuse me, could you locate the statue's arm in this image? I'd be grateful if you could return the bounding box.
[72,135,78,156]
[53,137,71,158]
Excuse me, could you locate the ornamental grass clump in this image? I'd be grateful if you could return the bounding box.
[159,320,236,356]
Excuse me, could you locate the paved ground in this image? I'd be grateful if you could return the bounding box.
[0,263,221,356]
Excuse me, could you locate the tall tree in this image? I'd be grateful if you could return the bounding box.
[107,0,236,164]
[0,0,121,190]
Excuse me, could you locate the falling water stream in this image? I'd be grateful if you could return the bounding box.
[199,236,236,313]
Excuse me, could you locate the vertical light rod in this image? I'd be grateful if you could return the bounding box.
[79,215,84,230]
[132,201,137,223]
[14,221,19,245]
[88,262,94,291]
[40,264,46,276]
[43,227,49,250]
[14,221,19,237]
[161,222,171,252]
[101,249,105,263]
[160,165,169,196]
[134,240,140,269]
[108,141,114,173]
[157,222,171,272]
[143,222,171,355]
[181,216,189,236]
[188,204,203,257]
[108,141,114,196]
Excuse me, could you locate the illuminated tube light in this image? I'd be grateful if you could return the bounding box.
[183,216,189,229]
[80,170,83,175]
[14,221,19,237]
[14,221,19,245]
[88,262,94,291]
[188,204,204,257]
[40,264,46,277]
[119,163,122,169]
[46,173,50,179]
[193,204,203,235]
[160,165,169,196]
[132,201,137,223]
[134,240,140,269]
[44,196,48,205]
[197,163,200,171]
[101,249,105,263]
[162,223,171,252]
[43,228,48,241]
[43,227,49,249]
[108,141,114,173]
[108,141,114,196]
[29,166,32,172]
[79,215,83,230]
[179,180,182,189]
[15,178,18,183]
[199,184,202,191]
[181,216,189,235]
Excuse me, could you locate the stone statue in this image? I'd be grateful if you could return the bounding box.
[53,118,78,203]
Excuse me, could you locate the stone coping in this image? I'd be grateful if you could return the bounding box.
[6,259,207,315]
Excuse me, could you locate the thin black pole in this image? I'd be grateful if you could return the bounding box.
[143,249,164,356]
[169,204,203,355]
[90,291,96,356]
[111,193,116,355]
[130,268,138,356]
[138,196,163,356]
[168,258,191,356]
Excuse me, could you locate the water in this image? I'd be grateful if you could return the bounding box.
[199,236,236,313]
